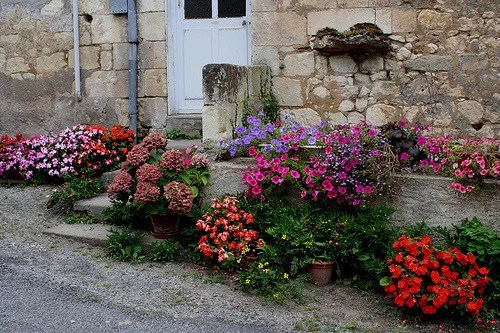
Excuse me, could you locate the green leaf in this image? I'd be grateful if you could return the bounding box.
[379,276,391,286]
[191,186,199,198]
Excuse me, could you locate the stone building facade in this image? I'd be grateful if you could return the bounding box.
[0,0,498,138]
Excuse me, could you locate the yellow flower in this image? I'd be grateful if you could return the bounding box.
[236,259,241,264]
[258,263,264,269]
[281,234,287,240]
[245,279,251,285]
[242,246,249,254]
[283,273,289,279]
[263,269,269,273]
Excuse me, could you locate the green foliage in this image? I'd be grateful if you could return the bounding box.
[151,239,180,262]
[65,212,97,224]
[103,200,149,229]
[105,226,145,263]
[436,217,499,318]
[165,129,200,140]
[239,259,307,304]
[47,176,105,210]
[259,69,280,124]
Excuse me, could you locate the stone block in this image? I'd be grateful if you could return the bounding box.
[143,69,167,97]
[282,108,321,126]
[79,0,109,15]
[272,77,304,107]
[376,8,392,34]
[5,57,29,74]
[138,97,168,128]
[138,12,166,41]
[392,9,417,33]
[328,112,348,126]
[329,55,358,74]
[252,0,277,11]
[404,56,453,72]
[202,104,234,142]
[100,51,112,70]
[85,70,128,98]
[338,0,370,7]
[91,15,127,44]
[138,0,164,12]
[139,42,167,69]
[347,112,365,124]
[0,53,6,72]
[418,10,453,30]
[457,100,484,125]
[113,43,129,70]
[252,46,281,74]
[361,55,384,73]
[315,54,329,78]
[282,0,333,10]
[114,98,129,127]
[78,46,100,70]
[312,86,330,99]
[308,9,376,35]
[0,34,20,44]
[356,98,368,110]
[283,52,315,77]
[366,103,399,126]
[338,100,355,112]
[41,0,64,16]
[459,53,489,71]
[252,12,306,46]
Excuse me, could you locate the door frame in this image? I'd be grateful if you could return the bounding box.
[166,0,252,115]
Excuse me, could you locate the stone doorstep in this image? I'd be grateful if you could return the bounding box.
[43,223,158,250]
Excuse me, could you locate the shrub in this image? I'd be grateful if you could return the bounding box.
[106,227,145,263]
[47,177,105,210]
[151,239,181,262]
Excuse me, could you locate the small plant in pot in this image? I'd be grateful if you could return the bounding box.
[107,132,210,238]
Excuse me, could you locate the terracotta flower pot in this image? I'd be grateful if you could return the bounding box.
[150,213,180,239]
[308,261,335,286]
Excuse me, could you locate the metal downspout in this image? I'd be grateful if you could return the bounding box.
[72,0,82,100]
[127,0,138,142]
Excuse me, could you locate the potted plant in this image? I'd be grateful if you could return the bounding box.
[108,132,210,238]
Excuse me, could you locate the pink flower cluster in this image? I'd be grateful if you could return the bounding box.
[108,131,209,216]
[163,181,193,214]
[242,122,388,206]
[0,125,133,181]
[419,137,500,193]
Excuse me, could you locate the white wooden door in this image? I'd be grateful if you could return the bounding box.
[171,0,250,114]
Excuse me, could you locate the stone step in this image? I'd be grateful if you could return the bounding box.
[73,193,111,223]
[165,115,202,138]
[44,223,158,250]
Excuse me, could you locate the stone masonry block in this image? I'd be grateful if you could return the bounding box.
[392,9,417,33]
[252,46,281,74]
[68,46,100,70]
[308,9,376,35]
[85,70,128,98]
[138,12,166,42]
[338,0,370,7]
[35,52,67,75]
[138,97,168,128]
[283,108,322,126]
[272,77,304,107]
[113,43,129,70]
[252,0,277,12]
[79,0,110,15]
[101,51,113,70]
[139,42,167,69]
[91,15,127,44]
[404,56,453,71]
[459,53,489,71]
[376,8,392,34]
[283,52,315,77]
[114,98,129,127]
[329,55,358,74]
[361,55,384,73]
[143,69,167,97]
[5,57,29,74]
[418,10,453,30]
[138,0,164,13]
[252,12,306,46]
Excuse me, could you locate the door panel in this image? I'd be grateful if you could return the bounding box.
[173,0,250,114]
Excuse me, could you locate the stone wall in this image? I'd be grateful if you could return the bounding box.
[251,0,499,138]
[0,0,168,136]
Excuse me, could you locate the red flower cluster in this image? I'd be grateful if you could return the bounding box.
[384,235,489,318]
[196,196,260,264]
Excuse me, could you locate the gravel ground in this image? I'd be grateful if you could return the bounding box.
[0,185,495,333]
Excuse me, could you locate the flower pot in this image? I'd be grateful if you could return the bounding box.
[308,261,335,286]
[150,213,180,239]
